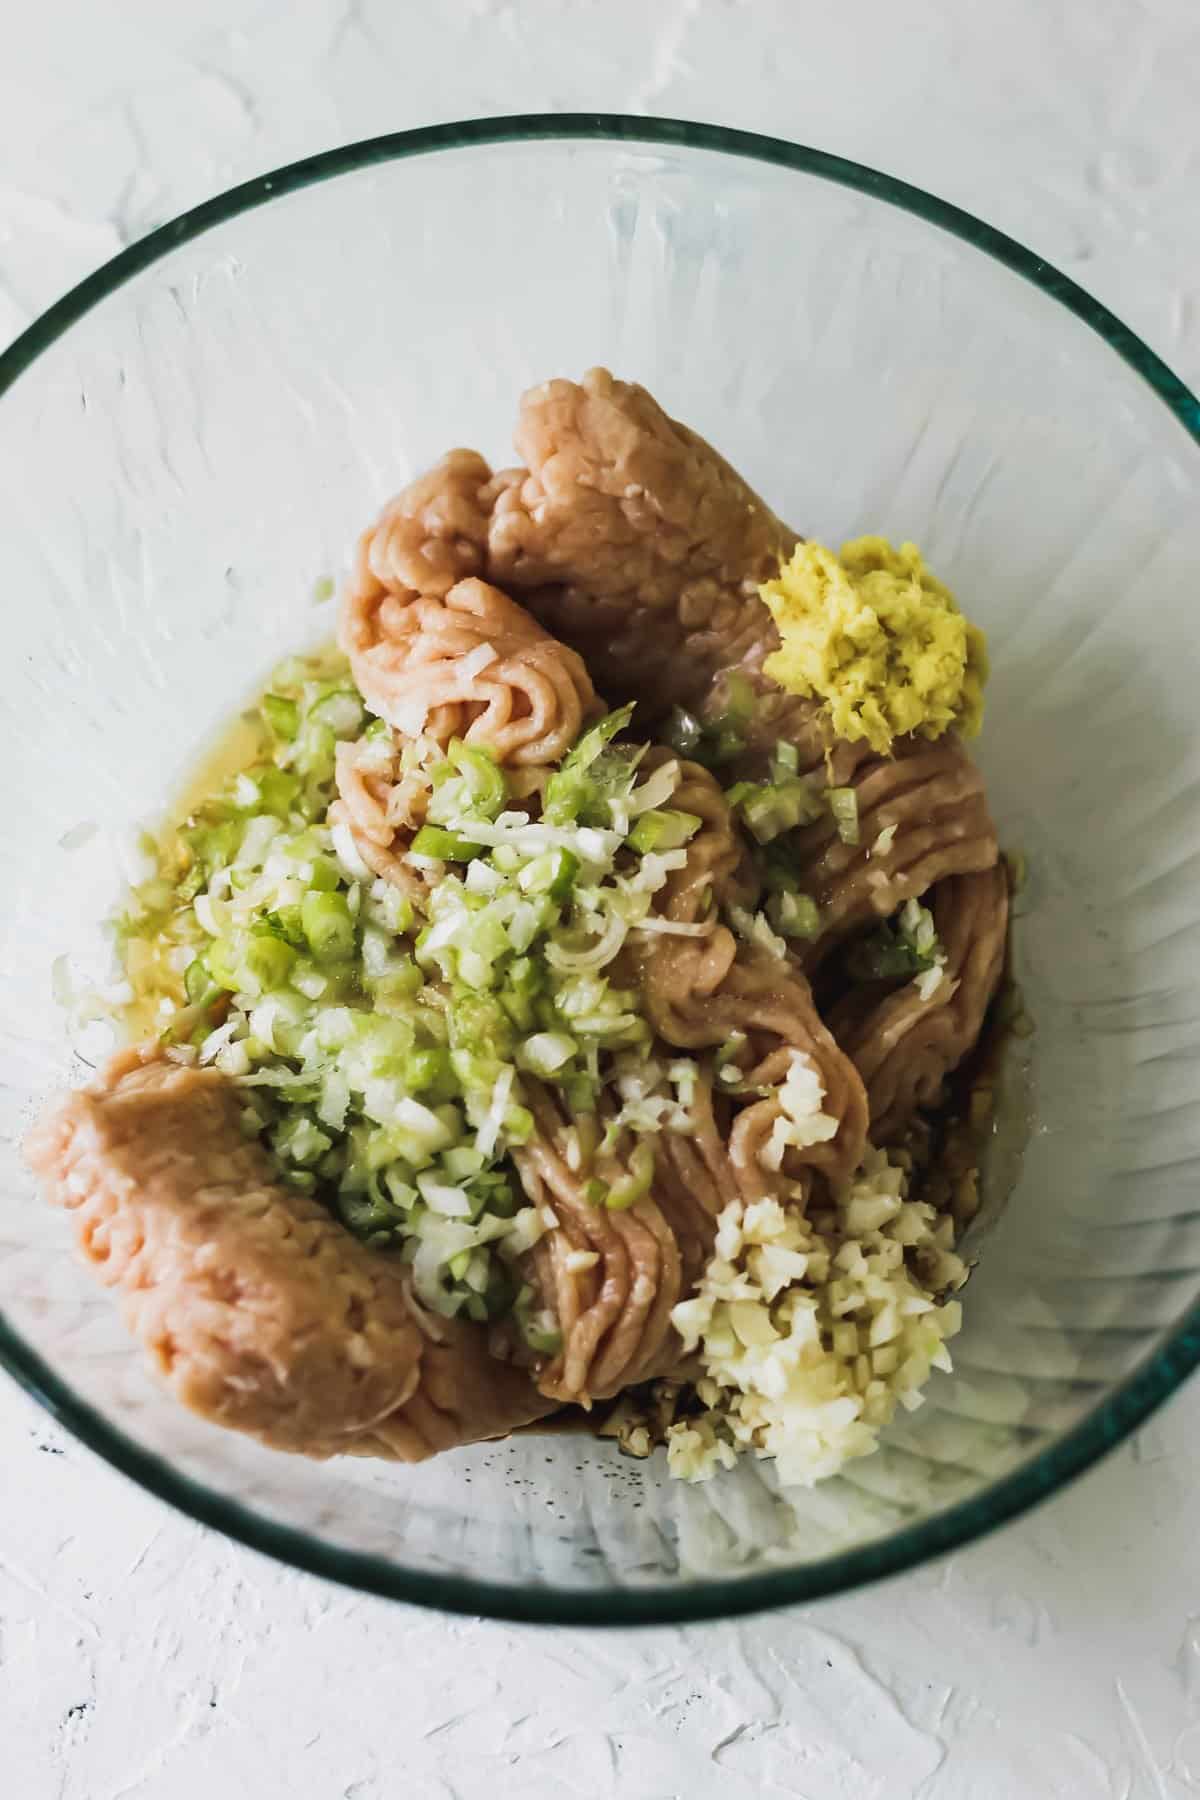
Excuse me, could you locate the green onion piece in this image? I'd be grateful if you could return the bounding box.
[403,1046,455,1099]
[543,703,638,825]
[446,739,508,818]
[627,809,703,854]
[261,694,299,740]
[727,778,823,844]
[739,793,792,844]
[541,766,591,826]
[238,1105,266,1139]
[583,1177,608,1207]
[257,768,302,818]
[181,818,241,878]
[442,1145,486,1180]
[518,847,580,901]
[480,1259,516,1320]
[846,902,941,982]
[294,721,336,782]
[243,930,296,992]
[386,892,415,935]
[605,1142,655,1211]
[337,1191,401,1240]
[829,787,860,846]
[265,904,305,947]
[767,890,821,939]
[519,1032,577,1078]
[268,655,311,689]
[562,703,636,774]
[183,957,220,1007]
[499,988,536,1032]
[373,957,424,1003]
[708,724,746,765]
[488,1180,520,1221]
[409,824,484,862]
[721,672,755,722]
[311,689,365,739]
[273,1112,331,1166]
[504,1104,535,1146]
[301,890,356,962]
[507,955,543,996]
[574,1115,600,1170]
[306,857,341,893]
[761,847,800,895]
[846,932,923,982]
[205,936,242,992]
[523,1321,563,1355]
[773,740,800,775]
[663,708,702,756]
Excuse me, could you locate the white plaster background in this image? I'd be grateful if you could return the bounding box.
[2,2,1199,1794]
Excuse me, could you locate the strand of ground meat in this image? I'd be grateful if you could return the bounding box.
[513,1087,683,1403]
[630,756,870,1192]
[341,574,598,765]
[787,734,1000,968]
[350,447,497,601]
[828,865,1009,1143]
[486,367,798,715]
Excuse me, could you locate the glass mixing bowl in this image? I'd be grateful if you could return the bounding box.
[2,118,1199,1626]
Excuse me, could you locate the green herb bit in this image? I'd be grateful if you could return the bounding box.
[767,890,821,939]
[829,787,860,846]
[410,824,485,862]
[301,890,357,962]
[628,809,702,854]
[261,694,299,740]
[605,1142,655,1211]
[518,847,580,901]
[183,957,221,1007]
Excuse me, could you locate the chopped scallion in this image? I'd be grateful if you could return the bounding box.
[301,890,356,962]
[829,787,860,846]
[409,824,484,862]
[628,809,702,854]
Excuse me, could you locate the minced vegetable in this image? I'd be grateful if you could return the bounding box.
[115,654,712,1343]
[759,536,988,755]
[667,1105,966,1486]
[847,896,948,998]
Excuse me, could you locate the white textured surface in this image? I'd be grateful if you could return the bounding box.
[2,2,1200,1794]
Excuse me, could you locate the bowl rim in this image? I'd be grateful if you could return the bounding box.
[3,113,1199,1628]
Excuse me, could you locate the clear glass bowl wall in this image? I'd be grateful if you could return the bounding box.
[2,124,1199,1623]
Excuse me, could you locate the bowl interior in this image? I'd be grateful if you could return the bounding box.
[3,126,1200,1621]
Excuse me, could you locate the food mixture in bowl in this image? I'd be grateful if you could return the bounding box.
[25,369,1013,1488]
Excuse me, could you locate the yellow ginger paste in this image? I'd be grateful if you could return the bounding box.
[760,536,988,755]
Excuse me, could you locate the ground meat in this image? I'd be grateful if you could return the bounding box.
[24,1049,554,1461]
[486,367,798,714]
